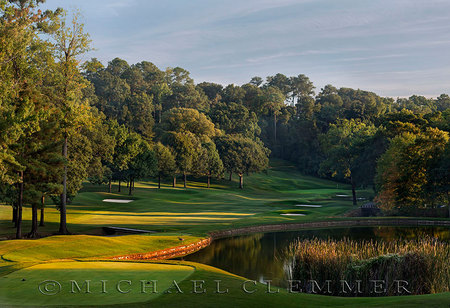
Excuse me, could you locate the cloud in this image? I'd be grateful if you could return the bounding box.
[245,48,369,64]
[40,0,450,97]
[104,0,137,15]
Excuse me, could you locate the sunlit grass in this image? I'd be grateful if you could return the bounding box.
[0,234,203,263]
[0,160,362,237]
[0,160,449,307]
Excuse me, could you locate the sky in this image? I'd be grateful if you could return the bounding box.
[41,0,450,98]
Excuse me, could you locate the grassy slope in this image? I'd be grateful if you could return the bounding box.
[0,261,195,306]
[0,160,448,307]
[148,262,450,308]
[0,234,203,263]
[0,160,370,238]
[4,260,445,308]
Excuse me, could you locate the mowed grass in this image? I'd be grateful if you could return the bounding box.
[111,261,450,308]
[0,159,367,290]
[0,234,203,264]
[0,261,194,306]
[0,159,369,238]
[2,260,448,308]
[7,160,444,307]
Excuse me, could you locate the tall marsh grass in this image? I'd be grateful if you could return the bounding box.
[287,237,450,296]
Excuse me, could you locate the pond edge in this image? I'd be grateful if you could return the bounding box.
[109,218,450,261]
[210,218,450,239]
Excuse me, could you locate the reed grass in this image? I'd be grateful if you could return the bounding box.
[288,237,450,296]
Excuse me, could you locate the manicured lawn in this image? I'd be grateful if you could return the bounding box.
[0,159,368,238]
[1,260,448,307]
[0,234,203,263]
[0,261,194,306]
[0,160,448,307]
[148,262,450,308]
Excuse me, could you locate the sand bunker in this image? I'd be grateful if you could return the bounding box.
[336,194,350,197]
[295,204,322,208]
[280,213,306,216]
[103,199,134,203]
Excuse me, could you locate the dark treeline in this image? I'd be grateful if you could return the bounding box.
[1,1,449,239]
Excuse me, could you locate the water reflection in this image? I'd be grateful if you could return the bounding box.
[186,226,450,287]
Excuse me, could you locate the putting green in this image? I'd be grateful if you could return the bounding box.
[0,261,194,306]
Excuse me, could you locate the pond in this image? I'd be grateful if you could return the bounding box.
[185,226,450,288]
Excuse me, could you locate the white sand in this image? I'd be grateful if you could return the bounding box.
[336,194,350,197]
[280,213,306,216]
[103,199,134,203]
[295,204,322,208]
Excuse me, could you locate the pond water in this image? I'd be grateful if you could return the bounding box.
[185,226,450,287]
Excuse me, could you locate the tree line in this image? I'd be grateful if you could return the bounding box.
[1,1,449,239]
[0,1,270,239]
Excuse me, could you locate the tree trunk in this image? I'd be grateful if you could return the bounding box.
[446,192,450,218]
[229,172,232,181]
[129,178,133,196]
[158,173,161,189]
[118,180,121,192]
[59,136,69,235]
[108,179,112,193]
[350,176,357,206]
[239,174,243,189]
[27,203,39,238]
[132,179,135,190]
[183,173,187,188]
[16,171,24,239]
[173,176,176,188]
[207,171,211,188]
[12,206,17,224]
[158,108,162,124]
[274,112,277,144]
[39,196,45,227]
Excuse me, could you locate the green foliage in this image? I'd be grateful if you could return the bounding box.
[197,82,223,101]
[154,142,176,178]
[320,119,377,179]
[194,140,224,181]
[215,135,270,177]
[159,107,219,138]
[209,102,261,139]
[376,127,449,211]
[161,131,202,177]
[319,119,377,202]
[0,0,58,184]
[126,140,157,181]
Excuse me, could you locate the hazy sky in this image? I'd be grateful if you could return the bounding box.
[41,0,450,97]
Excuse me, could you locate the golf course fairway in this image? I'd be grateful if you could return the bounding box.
[0,161,449,307]
[0,261,194,306]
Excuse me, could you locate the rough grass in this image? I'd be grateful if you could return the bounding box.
[288,237,450,296]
